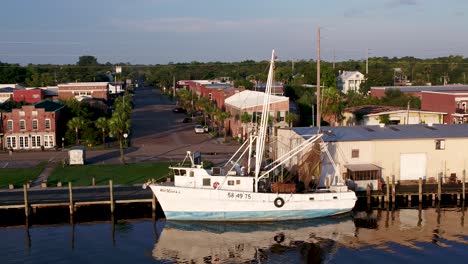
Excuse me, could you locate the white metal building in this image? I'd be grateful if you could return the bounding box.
[277,124,468,190]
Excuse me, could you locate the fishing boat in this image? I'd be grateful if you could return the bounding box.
[144,50,357,221]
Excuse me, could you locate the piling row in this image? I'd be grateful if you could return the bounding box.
[2,180,156,221]
[367,175,467,206]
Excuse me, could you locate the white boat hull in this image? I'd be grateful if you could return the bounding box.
[149,185,357,221]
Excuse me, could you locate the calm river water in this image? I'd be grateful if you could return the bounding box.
[0,206,467,264]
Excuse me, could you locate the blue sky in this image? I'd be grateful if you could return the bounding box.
[0,0,467,65]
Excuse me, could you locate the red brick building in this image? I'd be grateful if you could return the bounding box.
[1,101,65,150]
[179,80,237,110]
[58,82,109,101]
[370,85,468,99]
[421,91,468,124]
[13,88,45,104]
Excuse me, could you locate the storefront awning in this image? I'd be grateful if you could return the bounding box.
[344,164,381,172]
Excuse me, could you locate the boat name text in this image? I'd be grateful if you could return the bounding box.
[160,188,180,194]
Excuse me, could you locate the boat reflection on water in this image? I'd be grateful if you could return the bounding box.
[152,215,357,263]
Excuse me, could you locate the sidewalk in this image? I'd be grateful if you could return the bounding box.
[31,161,57,189]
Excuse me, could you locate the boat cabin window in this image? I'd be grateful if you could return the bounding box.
[202,178,211,186]
[351,149,359,158]
[212,167,221,176]
[173,169,187,176]
[236,180,241,184]
[228,180,234,185]
[190,171,194,177]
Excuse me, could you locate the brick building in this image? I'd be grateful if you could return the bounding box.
[370,85,468,99]
[421,91,468,124]
[13,88,45,104]
[58,82,109,101]
[1,101,65,150]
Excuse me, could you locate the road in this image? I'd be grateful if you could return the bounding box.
[0,87,240,168]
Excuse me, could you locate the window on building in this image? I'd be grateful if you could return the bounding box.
[351,149,359,158]
[19,136,29,149]
[435,139,445,150]
[32,119,38,130]
[6,136,16,149]
[45,119,51,129]
[19,120,26,130]
[44,135,54,148]
[7,120,13,131]
[31,135,41,148]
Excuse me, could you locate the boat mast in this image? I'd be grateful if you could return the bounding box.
[316,27,321,131]
[254,50,276,192]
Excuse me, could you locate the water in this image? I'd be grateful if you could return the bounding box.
[0,207,467,264]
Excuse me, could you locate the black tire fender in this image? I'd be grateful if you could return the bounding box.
[274,197,285,208]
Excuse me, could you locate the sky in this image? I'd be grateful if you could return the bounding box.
[0,0,467,65]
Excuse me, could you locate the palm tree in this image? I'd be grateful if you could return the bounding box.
[215,111,231,142]
[196,97,211,125]
[67,117,86,145]
[240,112,252,140]
[285,113,298,127]
[109,112,131,163]
[95,117,108,148]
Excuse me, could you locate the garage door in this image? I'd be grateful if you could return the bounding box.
[400,153,426,181]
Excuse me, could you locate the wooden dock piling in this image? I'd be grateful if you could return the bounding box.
[23,184,29,218]
[438,174,442,201]
[386,176,390,204]
[109,180,115,214]
[366,184,371,205]
[68,182,74,216]
[463,174,466,201]
[418,178,423,204]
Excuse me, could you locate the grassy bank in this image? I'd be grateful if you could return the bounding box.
[0,162,47,189]
[47,162,174,187]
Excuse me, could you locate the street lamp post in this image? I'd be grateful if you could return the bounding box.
[123,133,128,148]
[62,137,65,150]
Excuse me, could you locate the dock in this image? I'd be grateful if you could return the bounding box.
[358,176,467,207]
[0,180,158,220]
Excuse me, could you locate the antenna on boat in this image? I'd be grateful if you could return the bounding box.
[316,26,321,132]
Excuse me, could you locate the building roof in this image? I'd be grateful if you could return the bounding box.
[0,87,15,93]
[366,109,447,116]
[58,82,109,86]
[371,85,468,92]
[339,71,364,80]
[291,124,468,142]
[344,105,405,115]
[344,164,381,171]
[225,90,288,109]
[34,100,64,112]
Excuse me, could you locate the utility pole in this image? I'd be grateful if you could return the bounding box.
[366,48,369,75]
[172,75,176,98]
[333,48,336,69]
[316,27,321,130]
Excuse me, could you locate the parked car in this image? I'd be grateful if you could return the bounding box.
[182,117,192,123]
[173,107,186,113]
[194,125,206,133]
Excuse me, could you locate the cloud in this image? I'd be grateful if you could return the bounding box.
[386,0,419,8]
[113,17,303,33]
